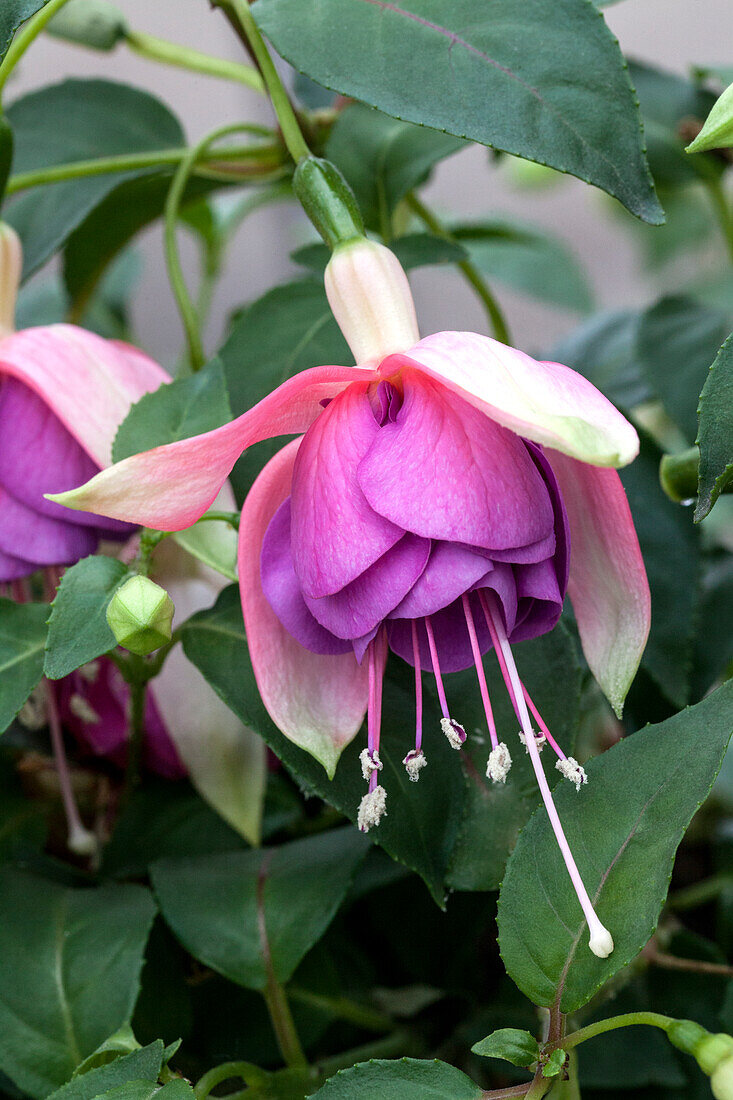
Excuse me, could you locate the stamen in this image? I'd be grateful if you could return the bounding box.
[403,748,427,781]
[425,617,466,748]
[519,729,547,754]
[360,747,382,782]
[366,639,384,793]
[411,620,423,753]
[358,785,387,832]
[483,591,613,960]
[556,757,588,791]
[461,594,499,749]
[44,679,97,858]
[486,742,512,783]
[521,682,567,762]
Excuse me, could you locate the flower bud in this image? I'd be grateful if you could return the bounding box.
[324,237,419,364]
[0,222,21,337]
[106,575,174,655]
[696,1034,733,1077]
[712,1056,733,1100]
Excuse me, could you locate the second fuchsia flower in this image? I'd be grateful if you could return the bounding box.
[55,235,651,958]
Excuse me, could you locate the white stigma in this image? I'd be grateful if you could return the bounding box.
[440,716,466,749]
[589,923,614,959]
[359,747,383,782]
[357,785,387,832]
[403,749,427,782]
[67,822,98,858]
[556,757,588,792]
[519,729,546,754]
[486,742,512,783]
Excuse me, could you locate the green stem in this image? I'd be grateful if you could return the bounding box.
[262,977,307,1069]
[194,1061,266,1099]
[703,175,733,263]
[6,141,282,195]
[164,123,257,371]
[525,1078,552,1100]
[405,192,511,344]
[288,986,392,1032]
[125,28,264,92]
[123,675,147,801]
[549,1012,674,1053]
[214,0,310,164]
[0,0,76,94]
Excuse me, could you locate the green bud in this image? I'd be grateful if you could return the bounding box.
[696,1034,733,1076]
[292,156,365,250]
[713,1056,733,1100]
[667,1019,710,1056]
[46,0,128,51]
[106,576,174,656]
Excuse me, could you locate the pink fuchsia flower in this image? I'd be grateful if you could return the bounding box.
[54,239,650,955]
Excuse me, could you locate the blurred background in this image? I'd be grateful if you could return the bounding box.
[7,0,732,364]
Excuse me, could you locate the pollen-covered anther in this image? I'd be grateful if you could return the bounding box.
[486,742,512,783]
[440,716,466,749]
[359,747,383,782]
[556,756,588,791]
[518,728,547,754]
[403,749,427,782]
[357,785,387,832]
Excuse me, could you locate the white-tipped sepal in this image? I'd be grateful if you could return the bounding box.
[357,785,387,832]
[588,922,614,958]
[519,728,546,753]
[486,742,512,783]
[556,756,588,791]
[440,716,466,749]
[403,749,427,782]
[359,747,383,782]
[324,238,419,364]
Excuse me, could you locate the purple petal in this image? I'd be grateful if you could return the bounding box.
[0,486,97,566]
[304,532,430,639]
[515,558,562,604]
[526,440,570,597]
[290,382,403,598]
[261,499,353,655]
[0,545,35,581]
[389,540,492,619]
[358,371,554,551]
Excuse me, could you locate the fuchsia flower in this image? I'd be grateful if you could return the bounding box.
[55,238,650,955]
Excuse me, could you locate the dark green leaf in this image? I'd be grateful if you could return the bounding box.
[311,1059,483,1099]
[0,1,47,64]
[325,103,464,231]
[113,360,231,462]
[181,587,466,904]
[291,232,467,274]
[0,869,156,1097]
[453,220,593,312]
[254,0,662,223]
[448,624,581,891]
[49,1045,163,1100]
[497,681,733,1014]
[543,1049,568,1077]
[0,758,47,858]
[71,1026,140,1076]
[151,828,368,990]
[44,555,129,680]
[636,296,729,444]
[5,79,184,278]
[0,598,49,733]
[692,557,733,699]
[550,310,650,411]
[696,332,733,521]
[218,279,350,501]
[471,1027,539,1067]
[620,434,700,708]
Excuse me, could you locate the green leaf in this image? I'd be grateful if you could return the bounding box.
[325,103,464,232]
[696,332,733,521]
[542,1049,568,1077]
[181,587,466,905]
[636,296,729,444]
[693,558,733,699]
[113,360,231,462]
[44,555,129,680]
[0,1,47,64]
[0,598,49,733]
[47,1045,163,1100]
[687,81,733,152]
[151,828,368,990]
[46,0,128,51]
[620,434,700,708]
[0,869,156,1097]
[0,760,48,858]
[218,279,350,501]
[5,79,184,278]
[71,1027,140,1076]
[497,681,733,1014]
[447,624,581,891]
[453,219,593,312]
[550,310,650,411]
[253,0,662,224]
[312,1059,482,1098]
[291,232,467,274]
[471,1027,539,1067]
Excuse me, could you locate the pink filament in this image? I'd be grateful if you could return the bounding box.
[521,681,566,761]
[411,619,423,752]
[461,594,498,749]
[44,678,95,855]
[424,616,450,720]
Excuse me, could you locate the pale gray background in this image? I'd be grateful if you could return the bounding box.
[8,0,732,364]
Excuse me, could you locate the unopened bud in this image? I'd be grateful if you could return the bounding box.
[712,1055,733,1100]
[668,1021,733,1087]
[106,575,174,655]
[0,222,21,336]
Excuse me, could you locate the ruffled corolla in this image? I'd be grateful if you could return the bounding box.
[54,238,651,957]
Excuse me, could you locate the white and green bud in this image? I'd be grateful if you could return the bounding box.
[668,1020,733,1096]
[106,575,174,655]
